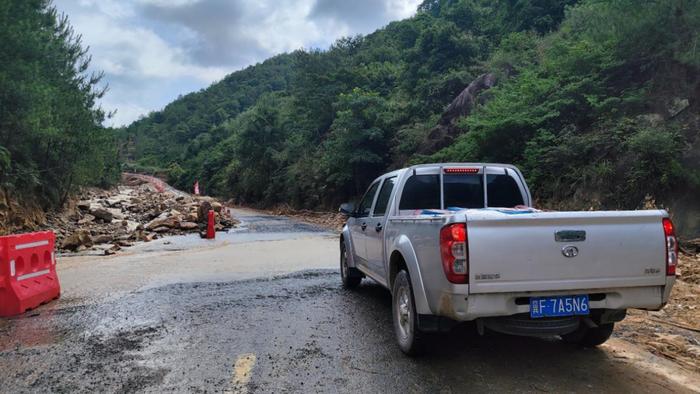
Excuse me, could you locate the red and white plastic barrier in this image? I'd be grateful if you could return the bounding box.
[0,231,60,317]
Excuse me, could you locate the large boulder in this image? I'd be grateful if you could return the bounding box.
[197,201,212,223]
[61,230,93,251]
[179,221,198,230]
[185,212,198,222]
[123,220,141,233]
[106,207,124,220]
[78,213,95,225]
[145,212,181,230]
[93,234,114,244]
[90,207,113,222]
[105,195,130,207]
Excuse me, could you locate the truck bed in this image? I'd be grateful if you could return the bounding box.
[463,209,668,294]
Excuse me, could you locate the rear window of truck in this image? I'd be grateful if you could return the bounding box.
[399,175,440,210]
[486,174,524,207]
[399,174,485,210]
[399,172,524,210]
[444,174,484,208]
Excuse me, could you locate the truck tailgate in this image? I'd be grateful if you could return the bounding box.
[466,209,668,294]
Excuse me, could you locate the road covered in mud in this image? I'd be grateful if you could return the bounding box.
[1,209,698,393]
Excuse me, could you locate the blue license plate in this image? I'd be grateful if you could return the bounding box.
[530,295,589,318]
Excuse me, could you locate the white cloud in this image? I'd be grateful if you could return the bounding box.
[75,0,134,18]
[104,101,150,127]
[70,11,227,81]
[54,0,421,126]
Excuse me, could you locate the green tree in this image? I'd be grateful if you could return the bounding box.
[319,89,389,200]
[0,0,119,208]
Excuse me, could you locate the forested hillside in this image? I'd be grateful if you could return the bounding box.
[120,0,700,236]
[0,1,120,219]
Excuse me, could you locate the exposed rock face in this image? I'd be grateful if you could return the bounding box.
[439,73,496,126]
[418,72,497,155]
[668,97,689,118]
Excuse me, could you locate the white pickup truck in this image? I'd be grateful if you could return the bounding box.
[339,163,677,354]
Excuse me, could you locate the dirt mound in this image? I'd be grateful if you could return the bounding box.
[679,253,700,284]
[0,190,47,236]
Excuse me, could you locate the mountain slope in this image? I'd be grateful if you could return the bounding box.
[119,0,699,236]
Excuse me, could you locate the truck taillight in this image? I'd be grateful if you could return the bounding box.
[663,218,678,276]
[440,223,468,284]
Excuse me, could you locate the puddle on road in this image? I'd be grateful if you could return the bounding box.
[130,211,335,254]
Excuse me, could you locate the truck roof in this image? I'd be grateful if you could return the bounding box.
[405,163,520,171]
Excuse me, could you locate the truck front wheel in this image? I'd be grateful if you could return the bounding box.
[562,322,614,347]
[392,270,424,355]
[340,241,362,289]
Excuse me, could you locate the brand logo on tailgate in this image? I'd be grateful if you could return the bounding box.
[475,273,500,280]
[562,245,579,258]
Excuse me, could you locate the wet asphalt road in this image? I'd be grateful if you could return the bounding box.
[0,210,695,393]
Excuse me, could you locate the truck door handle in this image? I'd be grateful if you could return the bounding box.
[361,222,367,231]
[375,223,383,232]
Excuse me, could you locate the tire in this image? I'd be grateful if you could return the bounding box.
[340,241,362,289]
[562,322,614,347]
[392,270,424,355]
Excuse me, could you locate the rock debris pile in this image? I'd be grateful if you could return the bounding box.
[47,177,236,254]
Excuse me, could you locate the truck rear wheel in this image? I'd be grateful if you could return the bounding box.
[340,241,362,289]
[392,270,424,355]
[562,322,614,347]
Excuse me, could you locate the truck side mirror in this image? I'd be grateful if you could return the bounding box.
[339,202,355,217]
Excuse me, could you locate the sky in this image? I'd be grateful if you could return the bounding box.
[54,0,422,127]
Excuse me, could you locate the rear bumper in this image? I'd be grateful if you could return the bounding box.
[430,278,674,322]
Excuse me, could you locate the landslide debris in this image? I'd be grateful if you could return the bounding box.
[46,175,236,254]
[617,253,700,373]
[263,204,346,232]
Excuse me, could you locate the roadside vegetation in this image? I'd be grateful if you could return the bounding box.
[119,0,699,235]
[0,1,120,218]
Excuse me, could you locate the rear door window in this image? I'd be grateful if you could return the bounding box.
[486,174,524,207]
[357,181,380,217]
[399,175,440,210]
[443,174,485,209]
[373,177,396,216]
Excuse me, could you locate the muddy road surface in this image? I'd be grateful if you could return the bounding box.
[1,209,698,393]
